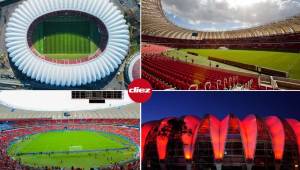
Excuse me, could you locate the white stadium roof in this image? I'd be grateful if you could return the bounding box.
[0,91,139,119]
[0,91,133,111]
[5,0,129,87]
[0,103,139,119]
[127,52,140,83]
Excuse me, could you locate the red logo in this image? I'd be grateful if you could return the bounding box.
[128,79,152,103]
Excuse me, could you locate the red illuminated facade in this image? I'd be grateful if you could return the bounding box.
[142,114,299,170]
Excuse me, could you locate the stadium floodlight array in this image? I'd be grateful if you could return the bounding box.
[5,0,129,87]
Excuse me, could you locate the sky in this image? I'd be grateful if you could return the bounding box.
[142,91,300,123]
[0,91,132,112]
[161,0,300,31]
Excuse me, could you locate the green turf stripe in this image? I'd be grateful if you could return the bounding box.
[175,49,300,80]
[32,15,101,60]
[8,130,138,169]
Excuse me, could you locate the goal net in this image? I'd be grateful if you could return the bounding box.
[69,146,82,152]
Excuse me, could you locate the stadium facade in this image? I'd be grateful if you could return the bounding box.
[5,0,130,87]
[142,114,300,170]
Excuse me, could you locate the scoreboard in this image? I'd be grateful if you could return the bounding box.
[71,91,123,103]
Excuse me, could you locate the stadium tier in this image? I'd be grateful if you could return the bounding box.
[0,91,140,170]
[0,119,139,170]
[142,114,300,170]
[142,0,300,43]
[142,44,171,54]
[142,34,300,52]
[142,45,262,90]
[142,0,300,90]
[5,0,130,87]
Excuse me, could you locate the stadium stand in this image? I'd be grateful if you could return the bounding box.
[142,45,262,90]
[141,0,300,90]
[2,0,134,88]
[142,0,300,48]
[141,42,300,90]
[142,33,300,52]
[0,119,139,170]
[142,44,171,54]
[0,93,140,170]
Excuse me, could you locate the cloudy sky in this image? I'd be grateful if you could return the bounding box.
[161,0,300,31]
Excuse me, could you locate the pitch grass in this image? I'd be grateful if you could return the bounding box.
[44,54,92,60]
[32,16,100,60]
[170,49,300,80]
[8,130,137,169]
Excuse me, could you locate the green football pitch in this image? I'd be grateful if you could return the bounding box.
[8,130,138,169]
[166,49,300,80]
[32,15,101,60]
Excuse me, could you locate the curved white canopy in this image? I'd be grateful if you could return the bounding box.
[6,0,129,87]
[128,52,141,82]
[0,91,133,112]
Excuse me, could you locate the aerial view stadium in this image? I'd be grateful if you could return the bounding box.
[0,90,140,169]
[142,0,300,90]
[142,91,300,170]
[0,0,140,89]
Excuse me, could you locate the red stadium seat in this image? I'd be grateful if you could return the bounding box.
[142,49,260,90]
[0,119,139,170]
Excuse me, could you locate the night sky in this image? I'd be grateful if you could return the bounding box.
[142,91,300,123]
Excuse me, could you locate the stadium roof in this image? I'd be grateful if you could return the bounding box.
[142,0,300,39]
[126,52,141,83]
[161,0,300,32]
[0,91,133,112]
[5,0,129,87]
[142,114,300,163]
[0,102,139,119]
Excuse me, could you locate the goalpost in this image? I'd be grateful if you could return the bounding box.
[69,146,82,152]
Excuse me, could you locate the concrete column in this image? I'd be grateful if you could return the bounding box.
[246,163,253,170]
[215,163,222,170]
[186,162,192,170]
[275,162,281,170]
[160,162,167,170]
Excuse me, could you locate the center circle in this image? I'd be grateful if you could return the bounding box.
[7,130,138,169]
[27,10,109,64]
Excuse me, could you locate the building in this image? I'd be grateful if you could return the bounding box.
[4,0,130,87]
[142,114,300,170]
